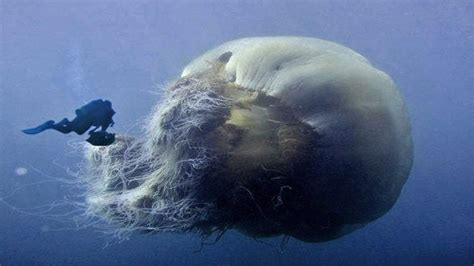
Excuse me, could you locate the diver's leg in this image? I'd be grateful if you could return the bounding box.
[51,118,73,134]
[22,120,55,135]
[69,117,93,135]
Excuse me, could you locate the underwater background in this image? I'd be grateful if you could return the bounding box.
[0,1,472,265]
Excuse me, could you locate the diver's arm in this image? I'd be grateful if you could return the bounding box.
[100,123,110,132]
[89,126,100,134]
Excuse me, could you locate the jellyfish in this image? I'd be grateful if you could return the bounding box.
[81,37,413,242]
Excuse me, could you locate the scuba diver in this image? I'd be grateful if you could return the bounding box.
[22,99,116,146]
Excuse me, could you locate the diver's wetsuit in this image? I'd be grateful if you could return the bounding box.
[51,100,115,135]
[22,99,116,146]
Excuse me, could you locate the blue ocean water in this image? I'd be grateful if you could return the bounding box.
[0,1,472,265]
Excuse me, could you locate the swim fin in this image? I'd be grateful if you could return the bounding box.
[22,120,55,135]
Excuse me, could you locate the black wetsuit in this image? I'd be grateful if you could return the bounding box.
[51,99,115,135]
[22,99,116,146]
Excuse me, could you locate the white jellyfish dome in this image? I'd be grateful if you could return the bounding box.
[83,37,413,242]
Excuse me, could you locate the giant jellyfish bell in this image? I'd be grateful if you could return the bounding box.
[83,37,413,242]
